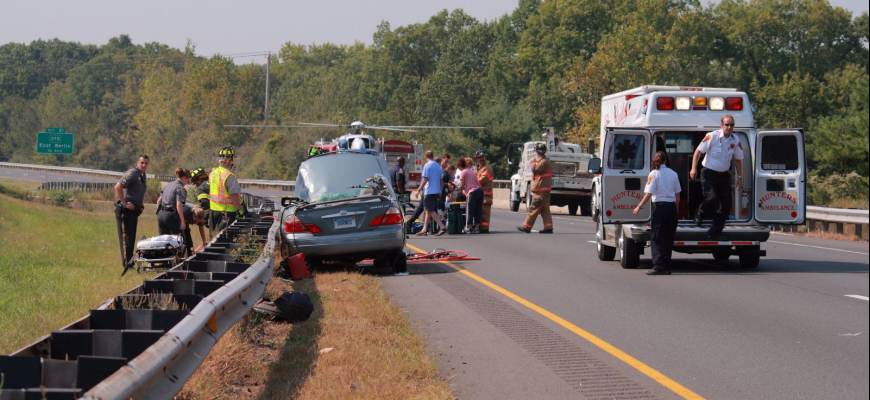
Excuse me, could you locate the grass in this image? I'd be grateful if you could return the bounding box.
[0,187,160,354]
[178,270,454,400]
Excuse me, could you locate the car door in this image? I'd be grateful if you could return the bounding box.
[601,128,652,224]
[754,129,806,224]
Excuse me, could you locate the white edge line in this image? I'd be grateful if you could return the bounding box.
[845,295,869,301]
[768,241,869,256]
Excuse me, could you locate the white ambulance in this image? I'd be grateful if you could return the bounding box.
[589,85,806,269]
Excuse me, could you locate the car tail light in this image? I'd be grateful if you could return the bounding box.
[656,97,674,110]
[284,216,321,233]
[725,97,743,111]
[370,207,403,226]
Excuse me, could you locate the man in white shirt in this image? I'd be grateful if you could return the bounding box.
[690,114,744,238]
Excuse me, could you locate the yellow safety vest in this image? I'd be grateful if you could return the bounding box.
[209,166,237,212]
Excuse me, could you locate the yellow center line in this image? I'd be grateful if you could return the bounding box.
[406,242,706,400]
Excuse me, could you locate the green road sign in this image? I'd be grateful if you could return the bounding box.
[36,132,74,154]
[44,127,66,133]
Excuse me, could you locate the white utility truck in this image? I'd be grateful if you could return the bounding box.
[589,85,806,269]
[509,128,594,215]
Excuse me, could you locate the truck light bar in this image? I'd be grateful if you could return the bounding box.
[674,241,759,246]
[656,96,743,112]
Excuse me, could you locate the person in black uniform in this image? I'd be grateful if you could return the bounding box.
[156,168,192,236]
[389,156,407,194]
[115,155,150,272]
[634,151,681,275]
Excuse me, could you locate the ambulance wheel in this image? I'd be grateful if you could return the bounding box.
[596,217,615,261]
[618,231,640,269]
[739,253,760,269]
[568,204,578,215]
[712,251,730,261]
[391,252,408,274]
[510,199,520,212]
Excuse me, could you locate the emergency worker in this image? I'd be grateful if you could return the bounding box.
[156,168,192,235]
[209,146,245,232]
[115,155,150,272]
[390,156,406,194]
[191,167,209,209]
[517,143,554,233]
[634,151,681,275]
[475,149,494,233]
[690,114,744,238]
[182,204,208,256]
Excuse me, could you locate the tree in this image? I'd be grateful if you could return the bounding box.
[807,73,869,176]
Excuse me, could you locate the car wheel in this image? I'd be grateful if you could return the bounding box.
[306,257,322,272]
[712,251,730,261]
[618,230,640,269]
[392,252,408,274]
[568,204,578,215]
[596,215,615,261]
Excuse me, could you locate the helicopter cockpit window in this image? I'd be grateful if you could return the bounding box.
[338,138,349,150]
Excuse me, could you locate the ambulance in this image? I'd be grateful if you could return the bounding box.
[589,85,806,269]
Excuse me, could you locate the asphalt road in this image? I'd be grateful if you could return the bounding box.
[382,208,869,400]
[5,166,867,399]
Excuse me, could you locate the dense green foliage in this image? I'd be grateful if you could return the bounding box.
[0,0,867,203]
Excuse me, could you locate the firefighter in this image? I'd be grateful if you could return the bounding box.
[517,143,553,234]
[115,155,149,273]
[475,149,494,233]
[190,167,211,236]
[209,146,245,232]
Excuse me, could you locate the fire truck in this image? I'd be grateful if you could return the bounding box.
[589,85,806,269]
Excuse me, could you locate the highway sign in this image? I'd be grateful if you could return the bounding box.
[44,127,66,133]
[36,131,74,154]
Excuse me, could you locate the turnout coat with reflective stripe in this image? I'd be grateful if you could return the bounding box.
[477,161,495,196]
[209,166,237,212]
[530,157,553,193]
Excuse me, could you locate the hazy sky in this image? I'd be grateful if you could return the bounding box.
[1,0,867,64]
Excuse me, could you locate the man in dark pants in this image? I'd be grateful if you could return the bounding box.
[115,155,150,272]
[635,151,681,275]
[690,114,744,238]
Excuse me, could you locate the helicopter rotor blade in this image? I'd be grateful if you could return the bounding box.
[379,125,486,130]
[224,124,331,129]
[364,126,418,132]
[297,123,348,128]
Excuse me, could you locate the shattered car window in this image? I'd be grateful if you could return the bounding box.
[295,153,390,203]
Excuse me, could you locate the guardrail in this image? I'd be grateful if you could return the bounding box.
[803,206,869,239]
[2,195,278,399]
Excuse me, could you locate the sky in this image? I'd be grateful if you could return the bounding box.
[1,0,867,65]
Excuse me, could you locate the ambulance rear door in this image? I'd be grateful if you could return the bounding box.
[754,129,806,224]
[601,128,651,224]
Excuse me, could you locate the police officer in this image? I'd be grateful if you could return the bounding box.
[156,168,192,235]
[114,155,149,271]
[634,151,681,275]
[209,146,245,232]
[475,149,494,233]
[517,143,554,234]
[690,114,744,238]
[390,156,407,194]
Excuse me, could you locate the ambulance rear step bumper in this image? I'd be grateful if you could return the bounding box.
[628,225,771,243]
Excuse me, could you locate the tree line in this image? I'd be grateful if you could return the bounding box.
[0,0,867,196]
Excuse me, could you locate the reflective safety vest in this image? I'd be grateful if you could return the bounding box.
[531,157,553,193]
[209,166,237,212]
[477,161,495,197]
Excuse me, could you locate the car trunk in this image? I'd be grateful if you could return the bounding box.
[654,130,752,222]
[294,196,394,237]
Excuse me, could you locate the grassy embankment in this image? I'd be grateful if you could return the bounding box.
[0,181,153,353]
[1,180,454,399]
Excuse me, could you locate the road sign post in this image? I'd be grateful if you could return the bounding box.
[36,128,74,155]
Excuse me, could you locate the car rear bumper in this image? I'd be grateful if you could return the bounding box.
[628,225,771,243]
[286,226,405,259]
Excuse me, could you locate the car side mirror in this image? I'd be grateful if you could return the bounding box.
[587,158,601,174]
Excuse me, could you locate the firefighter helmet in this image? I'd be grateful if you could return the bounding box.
[535,143,547,153]
[218,146,235,159]
[475,148,486,158]
[191,167,207,182]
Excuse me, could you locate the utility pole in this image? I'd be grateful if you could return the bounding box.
[264,52,271,125]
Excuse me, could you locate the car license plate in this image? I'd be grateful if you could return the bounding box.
[333,216,355,230]
[554,181,564,187]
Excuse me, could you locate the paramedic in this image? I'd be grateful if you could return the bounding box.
[634,151,681,275]
[690,114,744,239]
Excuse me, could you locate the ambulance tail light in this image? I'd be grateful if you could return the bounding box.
[709,97,725,111]
[656,97,675,111]
[416,160,422,165]
[626,94,639,101]
[675,97,692,111]
[725,97,743,111]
